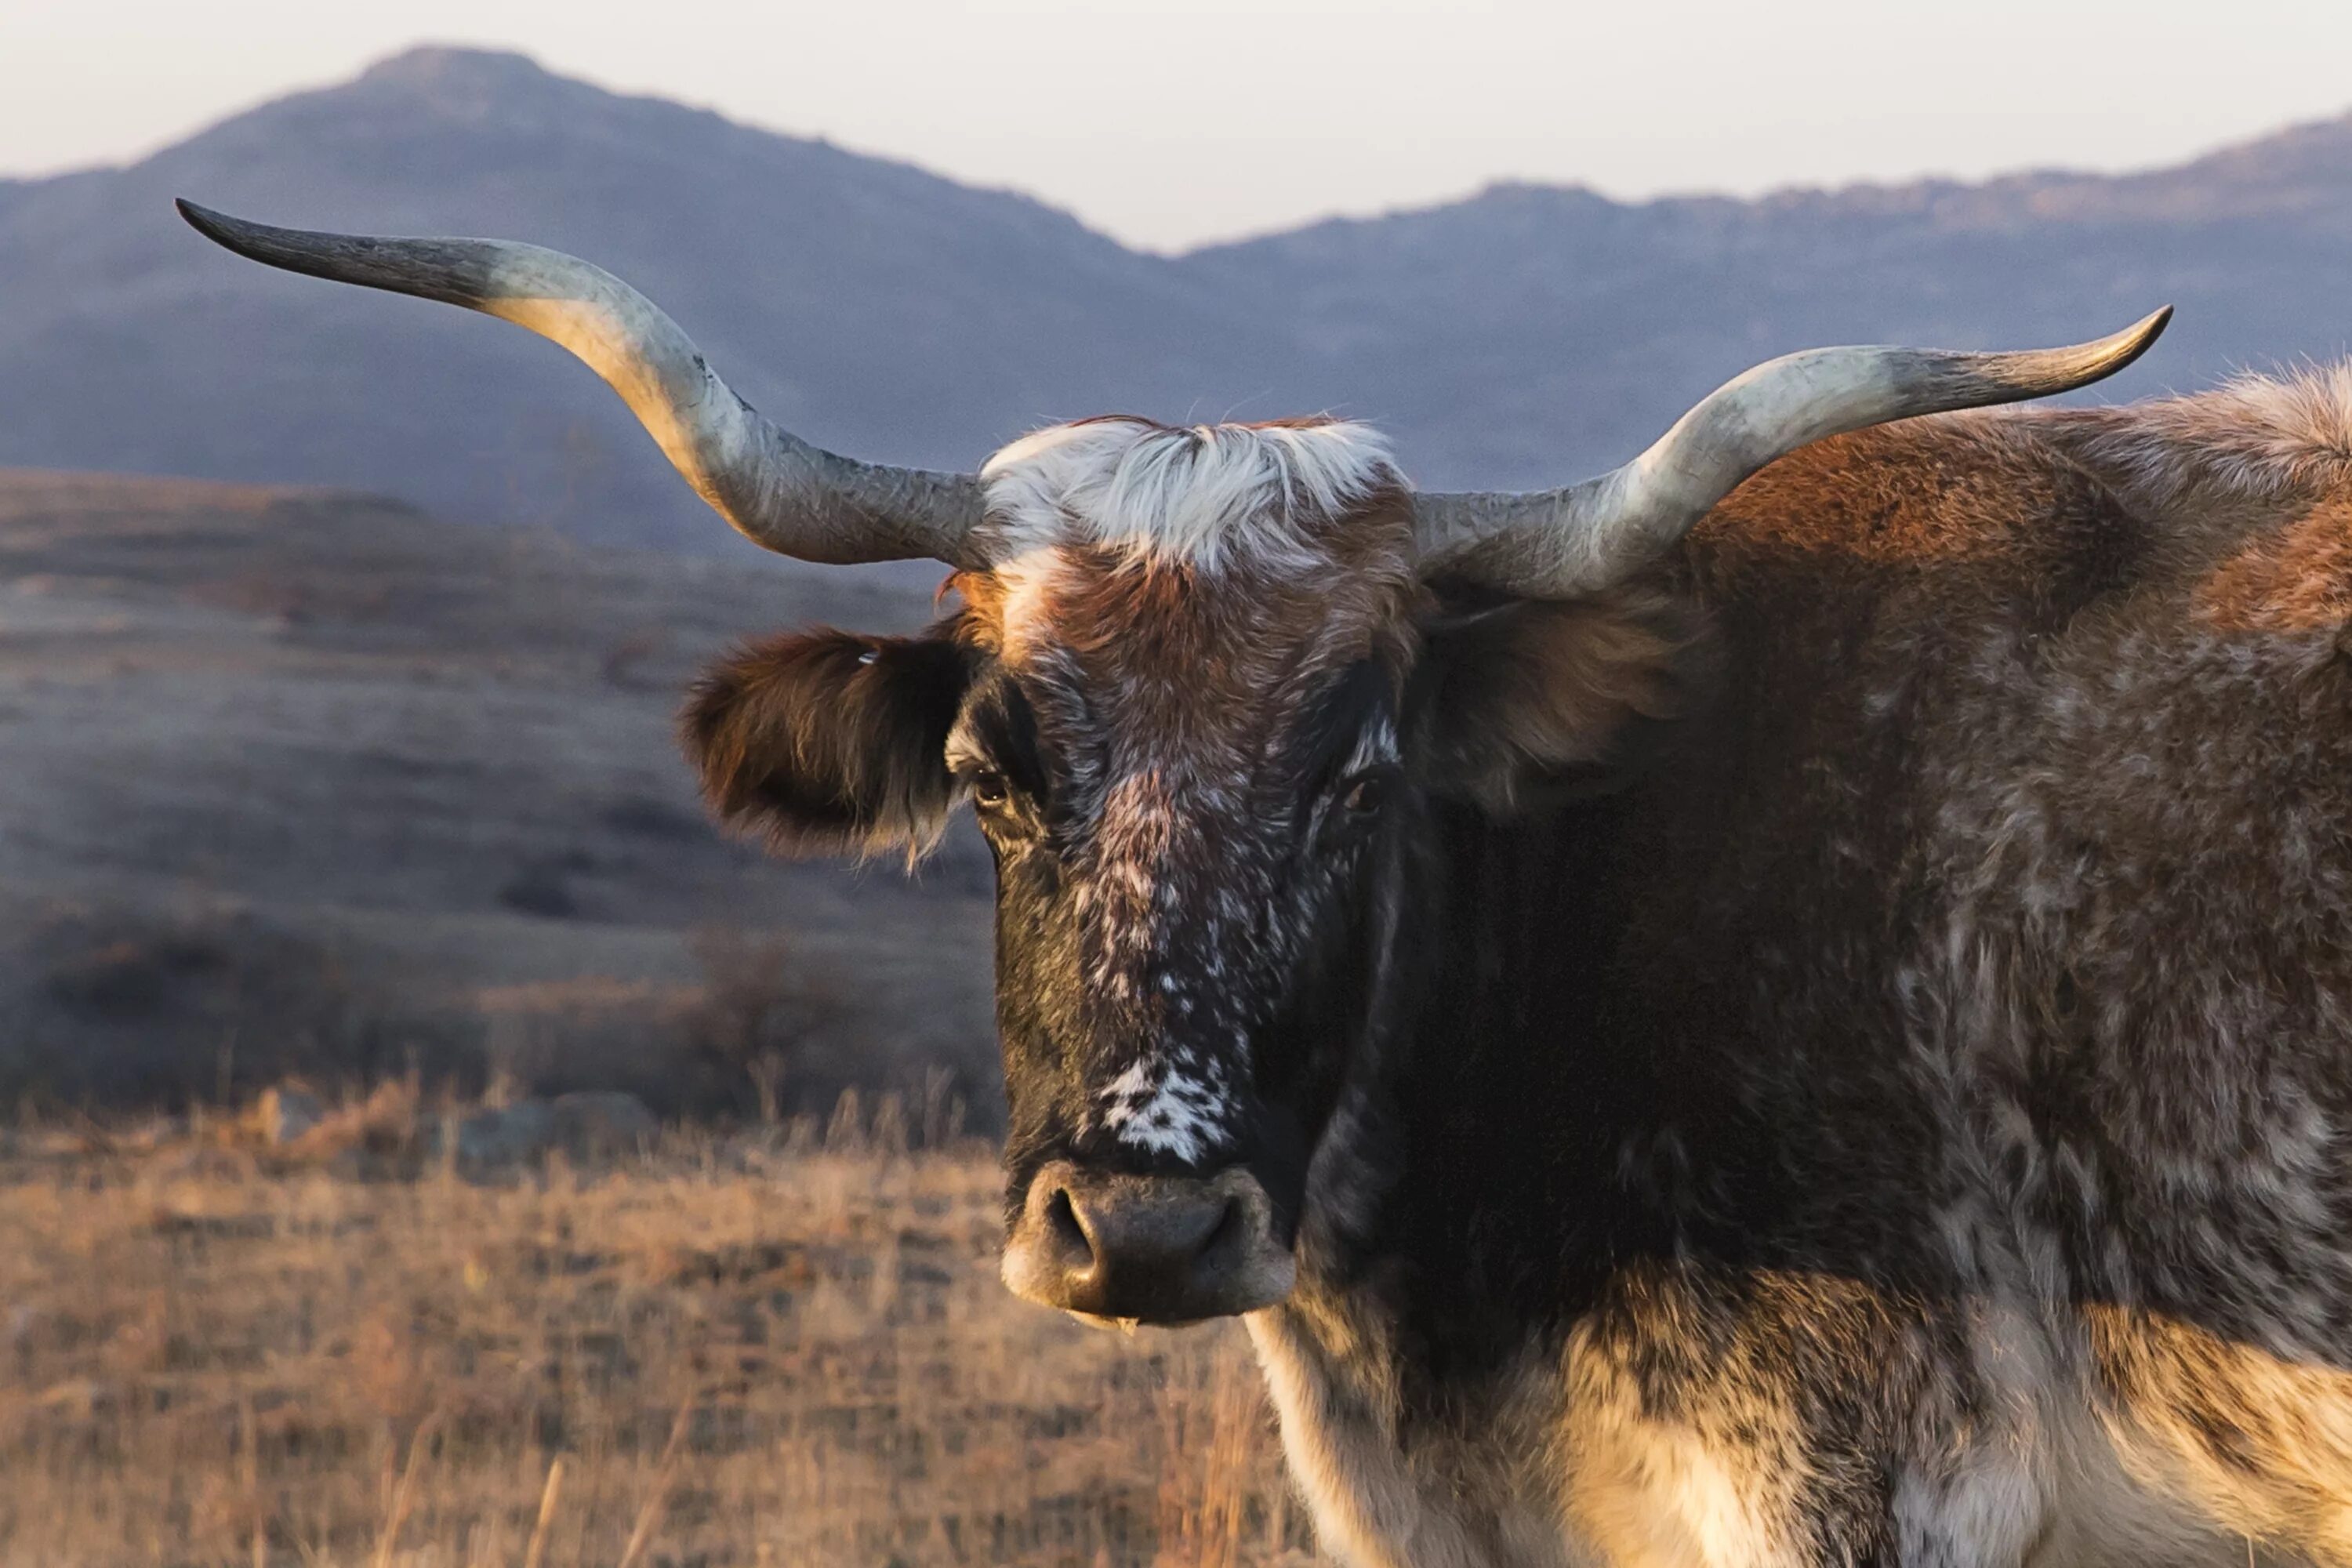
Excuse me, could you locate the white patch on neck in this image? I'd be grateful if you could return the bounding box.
[980,418,1398,573]
[1095,1057,1232,1164]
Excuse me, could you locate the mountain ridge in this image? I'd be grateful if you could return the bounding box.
[3,45,2347,551]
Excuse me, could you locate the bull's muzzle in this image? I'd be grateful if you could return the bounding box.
[1001,1161,1294,1323]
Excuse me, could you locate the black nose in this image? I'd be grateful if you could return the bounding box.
[1002,1160,1294,1323]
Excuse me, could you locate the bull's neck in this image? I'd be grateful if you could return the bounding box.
[1294,785,1706,1377]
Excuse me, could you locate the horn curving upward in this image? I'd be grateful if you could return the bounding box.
[1412,308,2172,598]
[176,201,988,568]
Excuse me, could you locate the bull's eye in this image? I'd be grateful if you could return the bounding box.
[969,768,1011,809]
[1339,771,1388,818]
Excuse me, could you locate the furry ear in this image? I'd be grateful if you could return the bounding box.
[1409,589,1701,815]
[681,626,975,858]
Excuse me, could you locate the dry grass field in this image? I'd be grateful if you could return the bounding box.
[0,1105,1316,1567]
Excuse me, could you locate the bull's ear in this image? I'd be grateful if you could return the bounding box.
[1409,589,1701,816]
[681,626,975,858]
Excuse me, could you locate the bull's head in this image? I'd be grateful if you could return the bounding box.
[180,201,2165,1324]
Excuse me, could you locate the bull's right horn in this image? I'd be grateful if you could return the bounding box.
[176,201,987,568]
[1410,308,2172,598]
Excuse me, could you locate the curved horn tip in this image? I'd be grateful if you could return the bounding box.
[176,199,296,269]
[176,198,243,245]
[2102,304,2174,371]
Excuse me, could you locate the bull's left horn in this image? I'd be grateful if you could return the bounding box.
[1410,308,2172,598]
[176,200,988,568]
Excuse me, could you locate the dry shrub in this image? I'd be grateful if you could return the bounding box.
[276,1078,423,1167]
[1158,1338,1293,1568]
[16,899,374,1107]
[472,977,701,1108]
[687,926,845,1123]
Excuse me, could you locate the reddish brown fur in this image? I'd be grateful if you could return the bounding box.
[2192,499,2352,633]
[975,483,1422,747]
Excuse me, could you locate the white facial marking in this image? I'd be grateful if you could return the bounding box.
[1096,1058,1234,1164]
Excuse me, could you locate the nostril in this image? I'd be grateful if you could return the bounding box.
[1195,1198,1241,1267]
[1044,1188,1093,1270]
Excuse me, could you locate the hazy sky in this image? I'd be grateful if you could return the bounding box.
[6,0,2350,251]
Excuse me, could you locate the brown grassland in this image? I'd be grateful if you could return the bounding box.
[0,1102,1316,1567]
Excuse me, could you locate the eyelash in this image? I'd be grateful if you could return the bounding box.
[960,762,1386,827]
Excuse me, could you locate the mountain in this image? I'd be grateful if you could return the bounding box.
[1187,122,2352,488]
[2,46,2349,550]
[0,49,1281,554]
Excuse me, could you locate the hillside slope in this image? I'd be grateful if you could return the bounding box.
[0,467,994,1113]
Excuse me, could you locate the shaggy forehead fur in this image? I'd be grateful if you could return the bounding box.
[964,416,1419,721]
[960,416,1420,760]
[978,415,1404,574]
[956,418,1418,1163]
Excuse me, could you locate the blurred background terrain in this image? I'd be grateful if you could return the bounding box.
[0,466,991,1121]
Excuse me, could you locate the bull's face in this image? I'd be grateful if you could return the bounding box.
[176,201,2164,1323]
[681,419,1690,1324]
